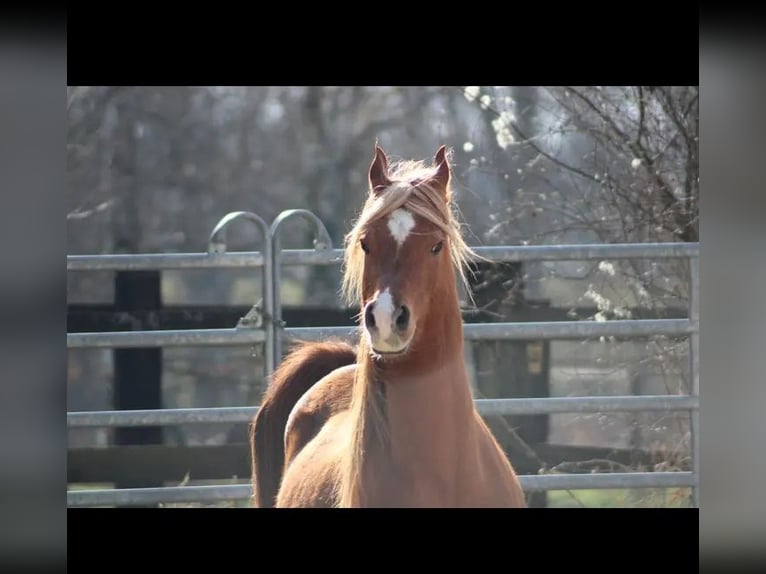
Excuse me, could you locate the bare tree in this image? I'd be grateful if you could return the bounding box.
[458,86,698,505]
[458,85,698,315]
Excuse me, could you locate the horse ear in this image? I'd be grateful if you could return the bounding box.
[432,145,451,191]
[369,144,392,196]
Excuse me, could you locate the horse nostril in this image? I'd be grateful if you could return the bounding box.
[365,303,376,329]
[395,305,410,332]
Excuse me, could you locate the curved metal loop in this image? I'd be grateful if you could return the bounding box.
[205,211,275,375]
[269,209,334,365]
[207,211,270,254]
[269,209,333,252]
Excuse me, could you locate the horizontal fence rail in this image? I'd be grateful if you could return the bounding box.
[67,242,699,272]
[67,395,699,428]
[471,242,699,262]
[67,471,697,507]
[67,328,266,349]
[67,213,699,508]
[284,319,696,343]
[67,252,266,271]
[67,319,695,349]
[238,243,701,267]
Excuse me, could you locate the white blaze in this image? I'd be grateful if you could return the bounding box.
[387,208,415,247]
[372,287,395,340]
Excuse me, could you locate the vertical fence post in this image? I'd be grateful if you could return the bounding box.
[689,255,699,508]
[269,210,333,369]
[208,212,273,376]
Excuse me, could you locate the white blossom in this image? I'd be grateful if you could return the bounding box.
[464,86,480,102]
[463,141,474,153]
[491,111,515,150]
[584,284,612,312]
[631,158,642,169]
[613,306,632,319]
[479,94,491,109]
[598,261,616,276]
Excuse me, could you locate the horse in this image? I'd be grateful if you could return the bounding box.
[249,144,527,508]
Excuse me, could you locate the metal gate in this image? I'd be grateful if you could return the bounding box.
[67,210,699,507]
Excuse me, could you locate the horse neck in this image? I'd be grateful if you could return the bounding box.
[363,277,477,504]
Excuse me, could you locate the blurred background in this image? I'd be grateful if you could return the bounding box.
[66,86,698,507]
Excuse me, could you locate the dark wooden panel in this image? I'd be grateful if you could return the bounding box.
[113,271,163,497]
[68,444,251,484]
[67,305,361,332]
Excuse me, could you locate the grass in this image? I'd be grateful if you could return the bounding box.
[68,483,113,491]
[547,487,692,508]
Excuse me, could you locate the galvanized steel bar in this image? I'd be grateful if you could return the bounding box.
[67,328,266,349]
[66,319,694,349]
[283,326,361,343]
[689,257,700,508]
[472,242,699,262]
[67,252,265,271]
[462,318,695,340]
[276,242,699,267]
[67,406,259,427]
[283,318,695,344]
[67,395,698,428]
[207,211,274,374]
[279,248,345,266]
[68,484,251,507]
[269,210,334,370]
[66,243,699,272]
[519,471,696,491]
[476,395,698,417]
[67,471,696,506]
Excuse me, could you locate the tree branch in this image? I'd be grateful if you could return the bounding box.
[460,87,602,186]
[636,86,646,147]
[565,86,692,241]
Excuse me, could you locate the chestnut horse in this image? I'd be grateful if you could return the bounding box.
[249,145,526,508]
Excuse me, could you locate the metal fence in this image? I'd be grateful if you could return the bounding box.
[67,210,700,507]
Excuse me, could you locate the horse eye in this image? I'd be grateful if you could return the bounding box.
[431,241,444,255]
[360,239,370,254]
